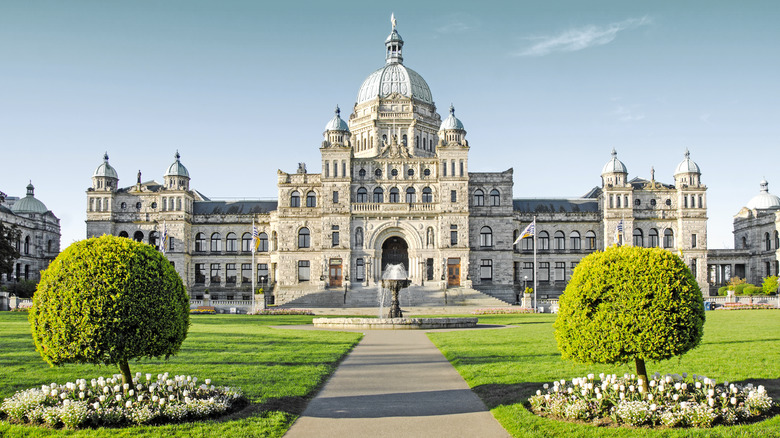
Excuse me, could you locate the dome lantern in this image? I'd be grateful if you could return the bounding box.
[164,151,191,191]
[674,149,702,187]
[91,152,119,191]
[746,179,780,210]
[323,105,351,147]
[601,149,628,187]
[11,182,49,215]
[438,104,467,146]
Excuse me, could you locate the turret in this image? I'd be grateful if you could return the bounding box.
[91,152,119,191]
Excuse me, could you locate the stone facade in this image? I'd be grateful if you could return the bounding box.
[84,20,712,304]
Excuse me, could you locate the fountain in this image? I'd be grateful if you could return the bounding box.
[312,263,478,330]
[381,263,410,318]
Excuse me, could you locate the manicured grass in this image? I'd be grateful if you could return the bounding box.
[428,310,780,437]
[0,312,361,437]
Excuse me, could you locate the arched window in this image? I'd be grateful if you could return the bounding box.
[490,189,500,206]
[373,187,384,203]
[23,236,30,254]
[422,187,433,203]
[765,232,771,251]
[474,189,484,206]
[290,190,300,207]
[375,168,382,177]
[149,231,158,248]
[480,226,493,247]
[554,231,565,250]
[633,229,644,247]
[358,168,366,178]
[298,228,310,248]
[226,233,237,252]
[405,187,416,203]
[257,233,269,252]
[242,233,252,252]
[119,231,129,238]
[133,231,144,242]
[585,230,596,250]
[210,232,222,252]
[356,187,368,203]
[195,232,205,251]
[570,231,581,250]
[741,236,747,249]
[306,191,317,207]
[664,229,675,248]
[47,239,53,253]
[389,187,400,203]
[538,231,549,250]
[775,231,779,249]
[649,228,659,247]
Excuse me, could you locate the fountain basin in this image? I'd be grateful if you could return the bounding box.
[313,317,478,330]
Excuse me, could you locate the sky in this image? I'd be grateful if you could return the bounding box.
[1,1,778,248]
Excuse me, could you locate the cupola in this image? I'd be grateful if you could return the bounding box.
[601,148,628,187]
[746,179,780,210]
[438,105,467,146]
[163,151,190,191]
[323,106,351,146]
[91,152,119,191]
[11,182,49,215]
[673,149,702,187]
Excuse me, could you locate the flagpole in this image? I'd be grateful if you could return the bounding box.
[533,216,537,313]
[251,219,256,314]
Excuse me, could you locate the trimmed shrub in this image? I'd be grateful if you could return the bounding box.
[743,285,763,295]
[717,286,729,296]
[734,283,755,295]
[554,246,704,390]
[762,275,778,295]
[29,235,190,386]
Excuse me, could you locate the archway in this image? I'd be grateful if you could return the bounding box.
[381,236,408,273]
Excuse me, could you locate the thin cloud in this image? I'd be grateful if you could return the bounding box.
[614,105,645,122]
[515,17,651,57]
[433,14,479,36]
[436,20,470,34]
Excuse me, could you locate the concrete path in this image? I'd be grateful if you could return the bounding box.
[284,329,510,438]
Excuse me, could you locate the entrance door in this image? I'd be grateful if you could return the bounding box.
[447,258,460,287]
[381,236,409,273]
[329,259,342,287]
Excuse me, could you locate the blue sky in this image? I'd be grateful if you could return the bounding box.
[2,1,778,248]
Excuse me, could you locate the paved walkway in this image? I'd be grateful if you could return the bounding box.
[284,329,510,438]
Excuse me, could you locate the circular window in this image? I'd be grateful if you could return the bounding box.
[151,202,158,209]
[359,169,366,178]
[120,202,127,209]
[634,199,641,206]
[423,169,431,177]
[135,202,142,209]
[391,169,398,177]
[407,168,414,177]
[665,199,672,206]
[650,199,657,207]
[375,168,382,177]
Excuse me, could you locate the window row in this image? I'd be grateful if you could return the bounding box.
[761,231,780,251]
[194,263,269,285]
[473,189,501,206]
[441,159,465,177]
[631,228,676,248]
[194,232,271,252]
[516,261,578,283]
[515,230,598,251]
[355,186,434,203]
[356,166,432,179]
[117,230,173,251]
[289,191,317,208]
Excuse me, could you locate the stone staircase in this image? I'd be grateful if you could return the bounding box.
[275,284,511,309]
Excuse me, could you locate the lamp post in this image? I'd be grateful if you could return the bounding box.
[366,259,372,287]
[419,259,425,286]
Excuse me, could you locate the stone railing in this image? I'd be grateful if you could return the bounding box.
[352,202,436,214]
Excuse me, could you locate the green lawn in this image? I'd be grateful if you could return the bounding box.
[0,312,362,437]
[428,310,780,438]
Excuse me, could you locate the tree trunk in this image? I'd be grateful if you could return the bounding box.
[118,359,132,391]
[635,357,649,393]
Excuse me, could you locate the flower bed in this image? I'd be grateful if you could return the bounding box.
[718,303,777,310]
[471,307,535,315]
[251,308,314,315]
[190,308,216,314]
[0,373,245,429]
[528,372,774,428]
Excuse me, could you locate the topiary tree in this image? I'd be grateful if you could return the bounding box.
[554,245,705,392]
[29,235,190,387]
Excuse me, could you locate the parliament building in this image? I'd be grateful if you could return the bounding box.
[85,20,710,306]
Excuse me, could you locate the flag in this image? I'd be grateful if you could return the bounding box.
[615,219,624,244]
[251,224,259,253]
[161,222,168,254]
[513,222,535,246]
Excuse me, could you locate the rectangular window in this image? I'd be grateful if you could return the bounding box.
[426,258,434,280]
[480,259,493,281]
[169,237,175,251]
[555,262,566,282]
[226,263,236,284]
[450,225,458,245]
[195,263,205,284]
[210,263,221,284]
[258,263,269,284]
[241,263,251,283]
[451,190,457,202]
[332,231,339,247]
[522,236,533,251]
[539,262,550,283]
[298,260,310,282]
[333,162,338,177]
[356,258,365,281]
[443,161,447,176]
[332,191,339,203]
[691,234,697,248]
[459,161,464,176]
[523,262,534,281]
[451,161,455,176]
[690,258,697,277]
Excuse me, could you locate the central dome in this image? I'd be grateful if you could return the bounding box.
[355,18,433,105]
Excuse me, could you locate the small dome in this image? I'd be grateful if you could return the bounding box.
[440,105,465,130]
[746,179,780,210]
[93,152,118,179]
[325,106,349,132]
[674,149,701,175]
[601,149,628,175]
[164,151,190,178]
[11,183,48,214]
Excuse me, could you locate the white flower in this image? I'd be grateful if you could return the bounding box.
[128,390,134,397]
[138,396,144,402]
[587,373,595,380]
[674,383,681,391]
[596,393,602,400]
[708,389,715,397]
[619,392,625,400]
[758,386,766,394]
[123,383,130,390]
[167,386,174,392]
[146,374,152,381]
[125,400,132,408]
[99,395,106,402]
[536,390,541,396]
[137,384,143,390]
[152,395,159,402]
[695,382,702,389]
[79,392,85,399]
[92,402,100,409]
[60,393,67,400]
[647,394,653,401]
[567,388,573,394]
[169,395,175,401]
[673,394,679,401]
[116,394,122,401]
[665,376,672,384]
[113,385,121,392]
[649,380,655,387]
[599,373,605,380]
[50,389,58,397]
[731,397,737,405]
[159,399,165,406]
[708,398,714,407]
[650,403,657,411]
[629,385,635,392]
[543,384,548,390]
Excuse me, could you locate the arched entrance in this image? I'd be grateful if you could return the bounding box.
[381,236,408,273]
